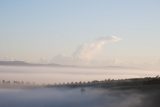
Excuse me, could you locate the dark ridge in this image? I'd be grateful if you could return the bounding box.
[47,76,160,90]
[0,61,61,67]
[1,76,160,90]
[0,60,139,69]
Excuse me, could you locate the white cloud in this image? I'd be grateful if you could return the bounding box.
[73,36,121,62]
[52,36,122,66]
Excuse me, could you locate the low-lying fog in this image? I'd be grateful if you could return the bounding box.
[0,87,160,107]
[0,66,160,107]
[0,66,159,84]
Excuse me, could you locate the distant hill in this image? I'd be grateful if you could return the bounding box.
[0,61,61,67]
[0,60,139,69]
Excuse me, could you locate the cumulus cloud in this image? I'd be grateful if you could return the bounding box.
[73,36,121,62]
[51,36,121,65]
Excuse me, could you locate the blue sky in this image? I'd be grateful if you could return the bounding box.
[0,0,160,68]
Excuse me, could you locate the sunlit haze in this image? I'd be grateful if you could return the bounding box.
[1,1,160,107]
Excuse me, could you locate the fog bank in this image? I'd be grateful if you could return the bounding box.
[0,87,160,107]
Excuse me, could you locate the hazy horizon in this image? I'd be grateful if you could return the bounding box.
[0,65,159,84]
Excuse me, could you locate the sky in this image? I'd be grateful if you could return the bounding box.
[0,0,160,68]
